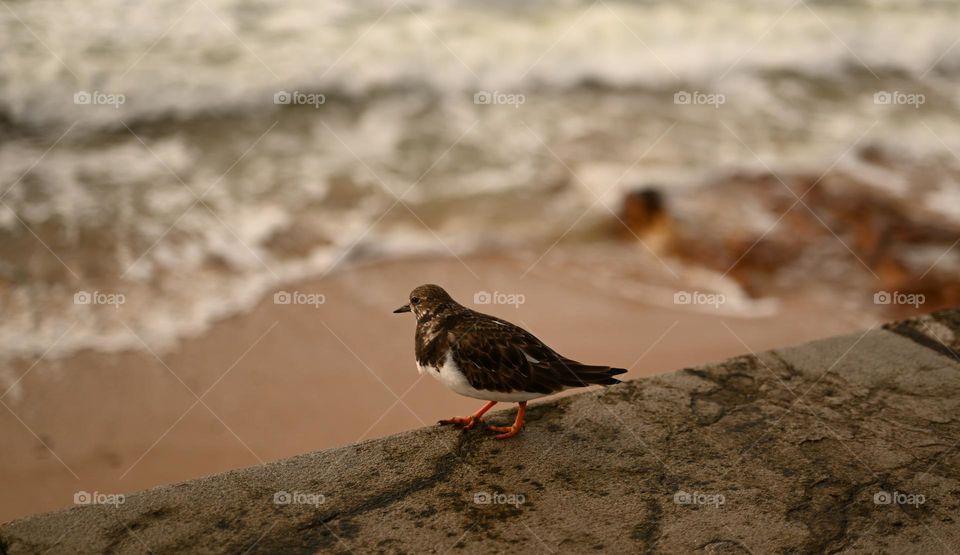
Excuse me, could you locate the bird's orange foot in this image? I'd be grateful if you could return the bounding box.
[487,401,527,439]
[438,415,482,430]
[486,424,523,439]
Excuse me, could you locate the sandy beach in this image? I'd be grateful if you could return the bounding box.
[0,246,884,523]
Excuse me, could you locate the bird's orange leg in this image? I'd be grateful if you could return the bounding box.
[487,401,526,439]
[438,401,497,430]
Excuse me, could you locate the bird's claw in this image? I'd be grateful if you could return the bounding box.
[486,424,523,439]
[438,416,481,430]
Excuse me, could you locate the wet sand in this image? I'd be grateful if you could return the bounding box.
[0,249,881,523]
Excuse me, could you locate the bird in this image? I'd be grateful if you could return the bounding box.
[393,284,627,439]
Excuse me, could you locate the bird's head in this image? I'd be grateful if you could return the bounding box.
[393,284,458,322]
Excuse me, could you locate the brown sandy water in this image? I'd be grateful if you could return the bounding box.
[0,246,892,523]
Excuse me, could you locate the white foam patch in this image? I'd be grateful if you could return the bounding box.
[3,0,960,129]
[925,181,960,222]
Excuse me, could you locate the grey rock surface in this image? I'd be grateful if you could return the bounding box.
[3,310,960,554]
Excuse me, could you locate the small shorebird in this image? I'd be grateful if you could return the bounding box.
[394,284,626,439]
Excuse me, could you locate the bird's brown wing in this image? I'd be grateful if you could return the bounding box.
[449,311,626,395]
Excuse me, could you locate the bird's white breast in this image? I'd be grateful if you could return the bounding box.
[418,351,546,402]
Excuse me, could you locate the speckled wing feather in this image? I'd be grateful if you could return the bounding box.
[447,310,627,395]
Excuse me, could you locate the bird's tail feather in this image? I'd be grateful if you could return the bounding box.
[556,363,628,387]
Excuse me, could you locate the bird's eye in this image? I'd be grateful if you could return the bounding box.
[411,297,421,305]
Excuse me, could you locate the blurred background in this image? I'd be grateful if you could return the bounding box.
[2,0,959,522]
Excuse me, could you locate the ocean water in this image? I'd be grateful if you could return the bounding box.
[2,0,960,366]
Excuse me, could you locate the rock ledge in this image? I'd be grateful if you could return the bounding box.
[3,309,960,553]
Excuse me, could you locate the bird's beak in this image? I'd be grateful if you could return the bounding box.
[393,304,411,314]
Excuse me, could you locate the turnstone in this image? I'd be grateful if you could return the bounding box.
[394,284,626,439]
